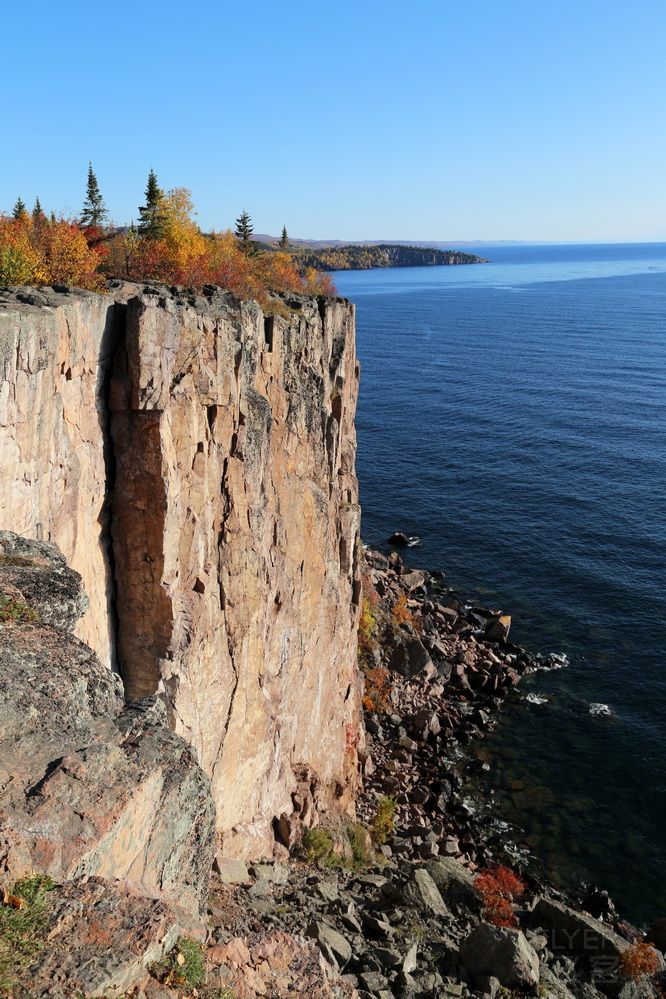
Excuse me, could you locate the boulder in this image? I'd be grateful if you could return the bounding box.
[484,615,511,643]
[404,868,450,917]
[460,922,540,988]
[531,896,630,959]
[0,534,215,919]
[306,921,352,971]
[388,532,410,546]
[401,569,427,593]
[249,862,290,885]
[213,855,251,884]
[12,877,181,998]
[390,637,434,677]
[403,941,419,973]
[425,857,480,908]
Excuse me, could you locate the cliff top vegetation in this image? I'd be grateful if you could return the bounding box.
[0,166,334,305]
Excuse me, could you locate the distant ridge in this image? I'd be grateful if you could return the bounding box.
[254,234,553,249]
[288,243,486,271]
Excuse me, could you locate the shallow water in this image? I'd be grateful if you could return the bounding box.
[334,243,666,924]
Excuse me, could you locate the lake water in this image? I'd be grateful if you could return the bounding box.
[333,243,666,925]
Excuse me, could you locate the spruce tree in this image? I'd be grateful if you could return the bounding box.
[80,162,108,227]
[234,210,254,253]
[12,197,27,221]
[32,198,45,224]
[279,225,289,248]
[138,169,168,239]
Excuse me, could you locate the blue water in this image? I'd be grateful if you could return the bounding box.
[333,244,666,925]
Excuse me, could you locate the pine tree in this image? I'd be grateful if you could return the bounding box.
[279,225,289,248]
[235,210,254,253]
[32,198,46,224]
[80,162,108,227]
[12,197,27,221]
[138,169,168,239]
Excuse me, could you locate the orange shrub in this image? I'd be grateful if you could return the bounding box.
[362,665,392,713]
[358,596,378,661]
[0,219,46,284]
[619,941,662,981]
[474,866,526,928]
[391,593,415,631]
[0,215,101,289]
[37,220,103,288]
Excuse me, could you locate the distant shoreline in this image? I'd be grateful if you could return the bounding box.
[288,242,487,272]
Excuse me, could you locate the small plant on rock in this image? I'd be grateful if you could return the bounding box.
[0,874,54,993]
[346,822,373,867]
[362,664,392,713]
[391,593,415,631]
[0,554,35,567]
[371,795,397,845]
[474,866,526,928]
[301,826,336,865]
[358,587,379,665]
[618,940,662,981]
[301,823,373,870]
[0,595,37,623]
[150,936,206,989]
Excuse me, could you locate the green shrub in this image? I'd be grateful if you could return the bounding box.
[371,795,397,845]
[0,595,37,623]
[0,554,35,567]
[150,936,206,989]
[347,822,373,867]
[302,822,374,871]
[302,827,336,865]
[0,874,54,993]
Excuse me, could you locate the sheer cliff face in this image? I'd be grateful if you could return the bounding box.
[0,284,362,857]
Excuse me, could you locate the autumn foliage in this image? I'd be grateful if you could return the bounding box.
[1,183,336,304]
[391,593,416,631]
[474,866,526,928]
[362,665,392,713]
[618,941,662,981]
[0,215,102,289]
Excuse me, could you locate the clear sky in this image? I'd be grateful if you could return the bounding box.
[3,0,665,242]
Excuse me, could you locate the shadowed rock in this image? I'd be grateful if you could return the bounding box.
[0,533,215,937]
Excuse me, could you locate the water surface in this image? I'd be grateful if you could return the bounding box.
[334,243,666,923]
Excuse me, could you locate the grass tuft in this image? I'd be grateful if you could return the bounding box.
[301,822,374,871]
[0,874,54,993]
[0,554,35,567]
[370,795,397,845]
[0,595,37,623]
[150,935,206,989]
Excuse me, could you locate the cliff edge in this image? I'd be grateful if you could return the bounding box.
[0,282,363,858]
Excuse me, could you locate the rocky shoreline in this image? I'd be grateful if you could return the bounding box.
[183,545,666,999]
[356,544,544,875]
[3,532,665,998]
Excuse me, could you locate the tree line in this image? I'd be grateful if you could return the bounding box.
[1,165,319,303]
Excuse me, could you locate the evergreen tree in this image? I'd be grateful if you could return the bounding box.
[234,209,254,252]
[138,169,168,239]
[12,197,27,221]
[279,225,289,248]
[80,162,108,227]
[32,198,46,224]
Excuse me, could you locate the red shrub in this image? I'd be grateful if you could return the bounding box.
[474,866,526,928]
[619,941,662,981]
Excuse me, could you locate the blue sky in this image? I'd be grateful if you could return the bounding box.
[3,0,665,242]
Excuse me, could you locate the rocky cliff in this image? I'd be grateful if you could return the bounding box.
[0,282,362,858]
